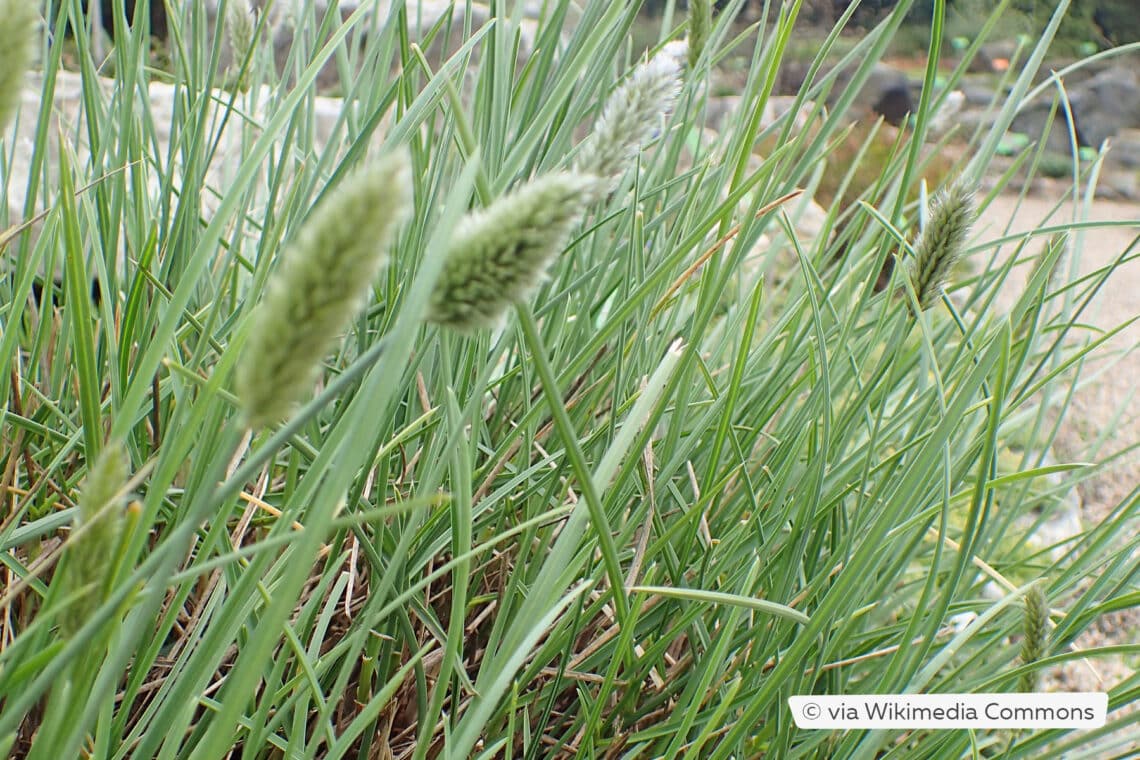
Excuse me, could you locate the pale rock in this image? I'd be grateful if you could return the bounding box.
[705,95,823,135]
[208,0,576,90]
[948,611,978,633]
[928,89,966,136]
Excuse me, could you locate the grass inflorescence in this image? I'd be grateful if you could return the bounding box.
[236,151,411,429]
[56,442,131,636]
[427,171,603,331]
[908,180,977,311]
[0,0,1136,758]
[574,40,686,189]
[1018,586,1051,693]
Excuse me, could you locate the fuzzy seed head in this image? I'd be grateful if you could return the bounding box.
[909,182,976,311]
[226,0,258,92]
[575,44,685,187]
[427,172,603,332]
[0,0,37,133]
[62,442,130,636]
[1017,586,1049,693]
[688,0,711,69]
[237,152,411,428]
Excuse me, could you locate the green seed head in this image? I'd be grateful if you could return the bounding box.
[575,42,685,188]
[1017,586,1049,693]
[909,182,976,311]
[225,0,258,92]
[688,0,712,69]
[61,442,130,636]
[237,152,412,429]
[428,172,603,332]
[0,0,37,133]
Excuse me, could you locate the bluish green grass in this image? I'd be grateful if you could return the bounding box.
[0,0,1137,757]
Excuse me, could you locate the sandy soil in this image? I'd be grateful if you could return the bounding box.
[981,191,1140,520]
[980,191,1139,707]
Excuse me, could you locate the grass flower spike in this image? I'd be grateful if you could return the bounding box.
[237,152,411,428]
[688,0,711,69]
[225,0,258,92]
[428,172,602,332]
[0,0,36,133]
[1017,586,1049,692]
[909,181,976,311]
[575,42,685,188]
[61,443,130,635]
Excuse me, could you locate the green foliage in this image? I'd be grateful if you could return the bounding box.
[1083,0,1140,45]
[1037,150,1077,178]
[809,120,957,209]
[946,0,1139,53]
[1,1,1137,758]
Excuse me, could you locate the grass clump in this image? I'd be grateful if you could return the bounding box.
[0,1,1137,758]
